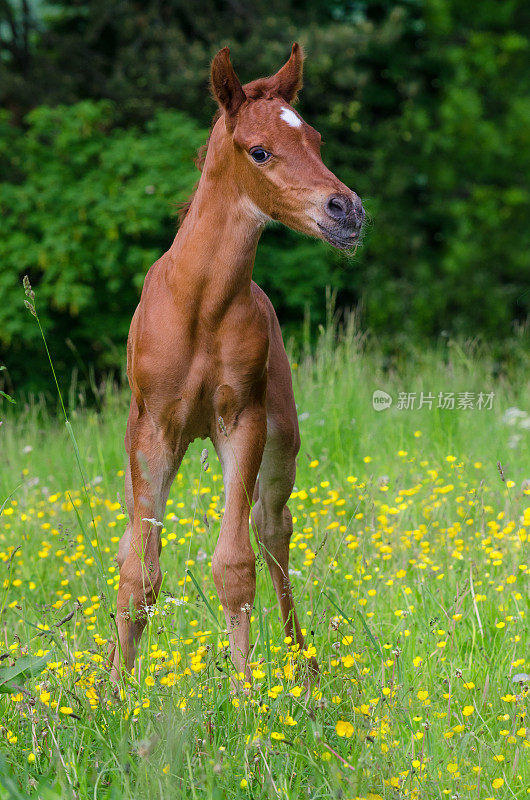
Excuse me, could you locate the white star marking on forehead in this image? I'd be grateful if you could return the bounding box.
[280,107,302,128]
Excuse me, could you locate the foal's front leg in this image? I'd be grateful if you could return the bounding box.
[212,403,266,682]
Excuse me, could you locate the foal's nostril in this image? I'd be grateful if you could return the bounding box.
[326,194,350,221]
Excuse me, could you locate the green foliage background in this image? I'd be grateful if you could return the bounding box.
[0,0,529,393]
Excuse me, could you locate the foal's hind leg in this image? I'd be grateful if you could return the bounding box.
[108,403,136,672]
[108,458,134,672]
[111,412,181,682]
[116,395,137,570]
[116,458,134,568]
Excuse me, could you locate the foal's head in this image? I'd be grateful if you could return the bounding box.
[210,44,364,250]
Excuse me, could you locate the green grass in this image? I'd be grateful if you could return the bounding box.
[0,317,529,800]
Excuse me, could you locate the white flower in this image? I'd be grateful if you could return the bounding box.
[165,596,185,607]
[142,518,164,527]
[502,407,528,426]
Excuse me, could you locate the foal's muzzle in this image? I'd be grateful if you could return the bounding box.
[319,192,365,249]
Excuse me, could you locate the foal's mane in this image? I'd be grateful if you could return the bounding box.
[176,109,221,225]
[177,77,298,226]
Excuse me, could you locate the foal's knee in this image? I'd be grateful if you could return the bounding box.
[117,554,162,616]
[212,544,256,613]
[270,422,300,465]
[253,501,293,547]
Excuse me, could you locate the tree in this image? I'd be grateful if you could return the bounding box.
[1,0,529,397]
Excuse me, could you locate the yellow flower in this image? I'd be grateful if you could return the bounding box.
[240,778,248,788]
[447,763,458,774]
[492,778,504,789]
[59,706,73,715]
[462,705,474,716]
[271,731,285,741]
[335,720,354,738]
[417,690,429,702]
[283,660,295,680]
[162,764,170,774]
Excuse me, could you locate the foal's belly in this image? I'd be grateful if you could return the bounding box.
[151,368,266,451]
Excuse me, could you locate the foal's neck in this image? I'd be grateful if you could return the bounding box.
[169,130,266,304]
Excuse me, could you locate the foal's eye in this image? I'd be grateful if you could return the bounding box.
[249,147,272,164]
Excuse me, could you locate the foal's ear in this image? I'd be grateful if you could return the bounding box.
[270,43,304,105]
[211,47,246,123]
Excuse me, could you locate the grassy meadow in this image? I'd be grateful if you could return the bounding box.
[0,318,529,799]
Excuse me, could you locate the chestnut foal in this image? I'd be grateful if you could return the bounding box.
[110,44,364,684]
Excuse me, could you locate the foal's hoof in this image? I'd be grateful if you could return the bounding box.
[107,639,116,657]
[302,656,320,696]
[303,656,320,679]
[104,642,122,697]
[107,641,117,674]
[106,640,125,691]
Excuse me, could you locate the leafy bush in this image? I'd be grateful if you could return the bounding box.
[1,0,529,396]
[0,102,204,392]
